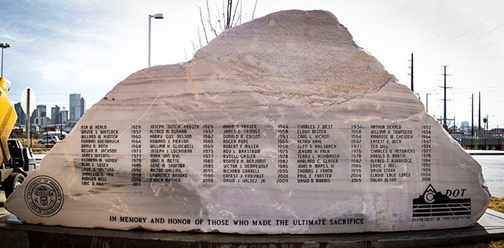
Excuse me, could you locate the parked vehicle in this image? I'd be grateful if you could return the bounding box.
[43,131,68,140]
[37,136,59,144]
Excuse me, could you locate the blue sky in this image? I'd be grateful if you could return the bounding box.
[2,0,504,129]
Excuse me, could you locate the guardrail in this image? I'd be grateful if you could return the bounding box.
[461,137,503,150]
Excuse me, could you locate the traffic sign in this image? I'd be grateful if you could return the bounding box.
[21,87,36,115]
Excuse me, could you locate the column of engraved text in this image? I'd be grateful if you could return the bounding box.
[202,124,215,183]
[131,125,142,186]
[276,124,289,183]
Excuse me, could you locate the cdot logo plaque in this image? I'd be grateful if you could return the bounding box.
[413,184,471,217]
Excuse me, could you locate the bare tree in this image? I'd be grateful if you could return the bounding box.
[194,0,258,52]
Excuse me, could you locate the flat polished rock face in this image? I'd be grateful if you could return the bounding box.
[6,10,490,234]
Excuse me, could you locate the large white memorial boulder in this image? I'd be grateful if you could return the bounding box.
[6,10,490,234]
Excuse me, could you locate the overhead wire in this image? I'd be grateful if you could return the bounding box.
[439,7,504,49]
[460,35,504,58]
[447,19,504,55]
[432,6,504,62]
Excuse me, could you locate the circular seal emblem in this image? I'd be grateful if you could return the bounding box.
[25,176,64,217]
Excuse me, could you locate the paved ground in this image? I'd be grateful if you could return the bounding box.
[1,210,504,247]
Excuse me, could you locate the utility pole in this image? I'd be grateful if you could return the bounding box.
[26,88,31,148]
[410,53,414,92]
[442,65,449,130]
[478,92,481,131]
[453,116,456,133]
[471,93,474,136]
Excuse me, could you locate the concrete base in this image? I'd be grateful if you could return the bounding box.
[1,210,504,248]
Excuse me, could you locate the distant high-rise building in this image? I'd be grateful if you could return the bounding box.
[35,117,49,127]
[60,110,69,125]
[33,105,49,127]
[461,121,470,131]
[69,93,81,121]
[36,104,46,118]
[30,109,38,125]
[51,105,61,125]
[14,102,26,126]
[80,97,86,119]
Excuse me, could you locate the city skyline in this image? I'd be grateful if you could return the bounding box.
[13,92,86,127]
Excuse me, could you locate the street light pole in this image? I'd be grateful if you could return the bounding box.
[0,43,10,78]
[148,13,164,67]
[425,93,431,113]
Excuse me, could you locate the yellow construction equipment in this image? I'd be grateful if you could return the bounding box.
[0,77,36,198]
[0,77,17,165]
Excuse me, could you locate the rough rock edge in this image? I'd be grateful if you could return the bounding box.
[190,10,394,106]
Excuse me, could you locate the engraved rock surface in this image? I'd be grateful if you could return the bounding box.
[6,10,490,234]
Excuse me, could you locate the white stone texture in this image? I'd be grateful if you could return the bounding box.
[6,10,489,234]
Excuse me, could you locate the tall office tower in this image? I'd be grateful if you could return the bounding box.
[69,93,81,121]
[30,109,38,126]
[80,97,86,119]
[60,110,69,125]
[14,102,26,126]
[36,104,47,118]
[51,105,61,125]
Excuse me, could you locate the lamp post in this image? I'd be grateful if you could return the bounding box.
[483,115,488,136]
[148,13,164,67]
[0,43,10,78]
[425,93,431,114]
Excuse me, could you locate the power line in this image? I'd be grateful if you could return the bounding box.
[460,35,504,58]
[415,86,504,94]
[448,21,504,55]
[438,7,504,49]
[439,6,504,48]
[447,85,504,90]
